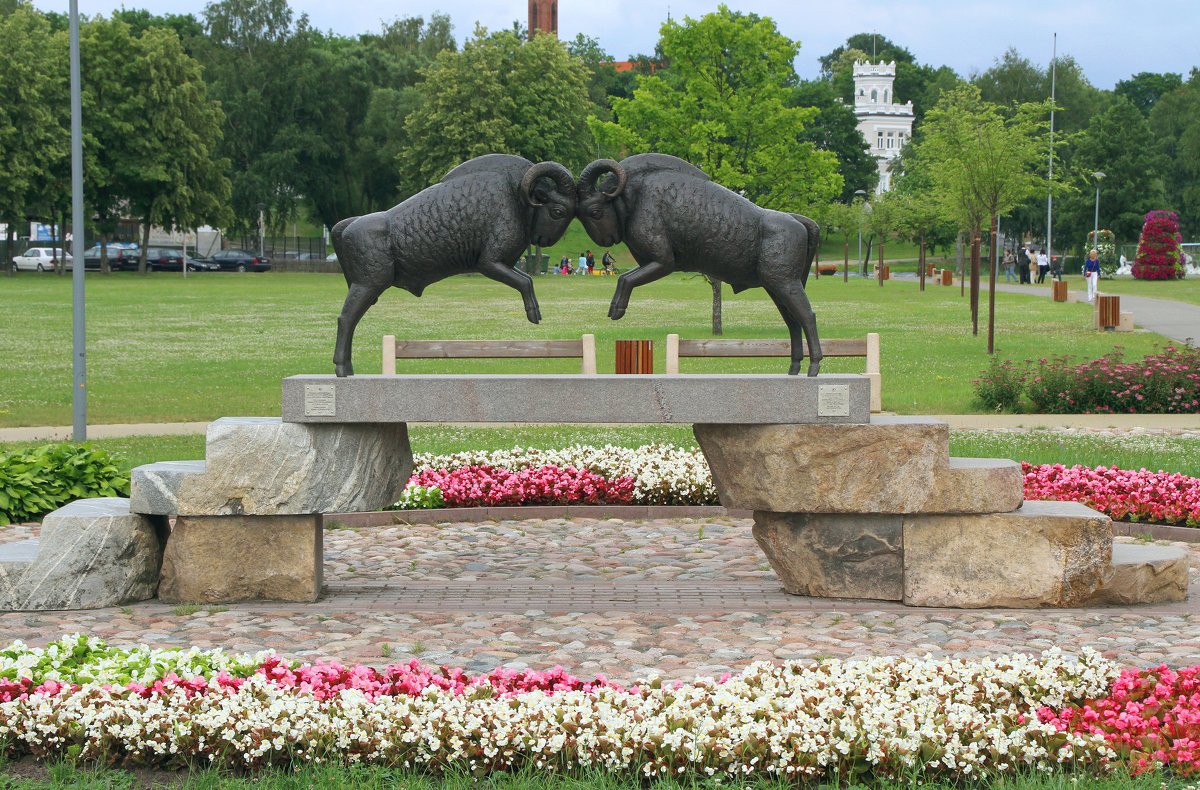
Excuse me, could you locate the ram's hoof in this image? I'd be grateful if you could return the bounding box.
[608,304,627,320]
[806,360,821,377]
[335,363,353,377]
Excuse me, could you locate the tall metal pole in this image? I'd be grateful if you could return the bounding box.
[1046,33,1056,280]
[69,0,86,441]
[1093,172,1105,246]
[854,190,867,277]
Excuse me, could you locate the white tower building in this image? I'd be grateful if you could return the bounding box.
[852,61,914,193]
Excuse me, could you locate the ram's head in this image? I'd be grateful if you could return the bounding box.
[520,162,578,247]
[575,159,628,247]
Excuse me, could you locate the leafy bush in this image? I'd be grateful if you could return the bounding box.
[972,357,1026,412]
[1085,228,1119,278]
[974,345,1200,414]
[1133,210,1185,280]
[0,442,130,525]
[391,484,444,510]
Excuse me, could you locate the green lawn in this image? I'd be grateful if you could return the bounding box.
[1,759,1194,790]
[0,270,1181,427]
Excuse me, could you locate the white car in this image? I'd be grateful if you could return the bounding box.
[12,247,72,272]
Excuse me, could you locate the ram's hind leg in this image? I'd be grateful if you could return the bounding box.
[335,282,386,377]
[765,284,822,376]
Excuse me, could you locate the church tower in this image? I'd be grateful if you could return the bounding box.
[852,61,914,192]
[528,0,557,36]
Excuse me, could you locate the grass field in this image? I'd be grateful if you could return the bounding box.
[0,269,1183,427]
[1,759,1195,790]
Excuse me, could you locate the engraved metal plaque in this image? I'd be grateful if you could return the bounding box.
[817,384,850,417]
[304,384,336,417]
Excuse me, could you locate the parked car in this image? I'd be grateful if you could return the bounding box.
[210,249,271,272]
[12,247,71,272]
[145,248,220,272]
[81,246,140,271]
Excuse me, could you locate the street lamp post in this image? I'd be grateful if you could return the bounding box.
[256,202,266,259]
[1092,172,1106,249]
[854,190,867,277]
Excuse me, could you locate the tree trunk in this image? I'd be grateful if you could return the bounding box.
[100,234,110,275]
[843,237,849,282]
[957,233,965,296]
[987,215,998,354]
[877,236,885,286]
[710,277,723,336]
[919,235,926,291]
[138,222,151,274]
[970,227,981,336]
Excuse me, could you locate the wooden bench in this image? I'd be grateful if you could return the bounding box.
[382,335,597,374]
[664,333,882,412]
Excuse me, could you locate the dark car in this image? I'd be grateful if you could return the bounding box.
[145,248,220,272]
[210,248,271,272]
[81,246,139,271]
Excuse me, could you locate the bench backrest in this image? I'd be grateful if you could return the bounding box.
[664,332,881,412]
[382,335,597,374]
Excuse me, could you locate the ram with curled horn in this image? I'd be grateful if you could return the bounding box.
[576,153,824,375]
[330,155,577,376]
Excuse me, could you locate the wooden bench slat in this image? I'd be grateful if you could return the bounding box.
[393,339,585,359]
[677,338,868,357]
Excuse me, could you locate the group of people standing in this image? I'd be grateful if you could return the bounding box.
[1003,246,1054,285]
[1002,244,1103,302]
[555,250,618,275]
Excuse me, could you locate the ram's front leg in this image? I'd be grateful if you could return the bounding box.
[478,260,541,323]
[609,260,671,320]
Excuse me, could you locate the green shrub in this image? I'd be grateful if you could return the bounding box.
[0,442,130,525]
[972,357,1026,412]
[390,484,444,510]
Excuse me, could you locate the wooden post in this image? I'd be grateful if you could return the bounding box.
[580,334,596,374]
[615,340,653,374]
[382,335,397,375]
[665,334,680,374]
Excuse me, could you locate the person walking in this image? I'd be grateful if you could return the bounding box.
[1003,248,1017,283]
[1050,252,1063,282]
[586,250,595,275]
[1035,248,1050,283]
[1083,248,1101,302]
[577,252,587,276]
[1017,246,1031,284]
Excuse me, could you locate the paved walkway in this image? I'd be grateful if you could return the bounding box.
[2,517,1198,680]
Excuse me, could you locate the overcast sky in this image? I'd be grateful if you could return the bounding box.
[33,0,1198,90]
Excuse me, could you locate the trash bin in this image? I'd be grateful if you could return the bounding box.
[615,340,653,374]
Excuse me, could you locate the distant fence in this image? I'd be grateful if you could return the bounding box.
[232,236,328,259]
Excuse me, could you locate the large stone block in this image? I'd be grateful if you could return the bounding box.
[928,457,1025,514]
[0,498,163,611]
[281,374,871,424]
[903,500,1112,608]
[697,417,946,513]
[131,417,412,516]
[1085,544,1189,606]
[752,512,903,600]
[158,514,321,603]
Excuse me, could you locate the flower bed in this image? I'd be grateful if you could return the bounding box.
[5,636,1185,779]
[393,445,1200,528]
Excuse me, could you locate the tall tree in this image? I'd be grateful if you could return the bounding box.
[589,5,841,215]
[1061,97,1168,245]
[401,26,593,188]
[974,48,1047,107]
[1149,71,1200,238]
[1115,71,1183,118]
[912,85,1054,349]
[122,25,232,270]
[0,6,67,274]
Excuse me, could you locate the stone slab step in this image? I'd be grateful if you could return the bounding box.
[904,500,1113,608]
[1086,543,1189,606]
[130,418,412,516]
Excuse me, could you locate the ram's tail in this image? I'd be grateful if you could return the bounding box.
[330,216,360,287]
[791,214,820,287]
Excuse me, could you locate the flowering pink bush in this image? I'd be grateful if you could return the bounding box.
[407,464,634,507]
[1022,462,1200,526]
[1039,664,1200,775]
[1133,210,1185,280]
[975,345,1200,414]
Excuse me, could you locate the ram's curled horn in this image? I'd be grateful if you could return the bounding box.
[520,161,576,206]
[578,159,627,198]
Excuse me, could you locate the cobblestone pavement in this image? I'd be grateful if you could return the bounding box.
[2,517,1199,683]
